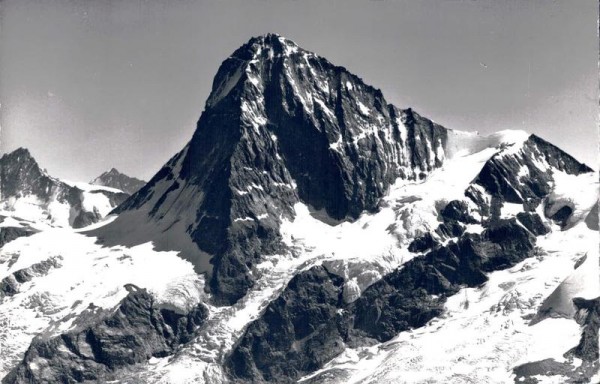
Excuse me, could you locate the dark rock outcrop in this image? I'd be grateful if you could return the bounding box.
[0,226,35,248]
[432,199,485,241]
[228,266,347,382]
[0,257,62,299]
[227,219,538,382]
[546,205,574,229]
[436,220,465,238]
[408,232,438,253]
[3,286,208,384]
[353,218,536,341]
[441,200,478,224]
[516,212,550,236]
[569,297,600,362]
[513,358,599,384]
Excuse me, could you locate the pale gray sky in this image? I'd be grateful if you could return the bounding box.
[1,0,597,181]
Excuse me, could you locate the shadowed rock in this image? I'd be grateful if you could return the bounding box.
[3,287,208,384]
[227,219,538,382]
[0,227,35,248]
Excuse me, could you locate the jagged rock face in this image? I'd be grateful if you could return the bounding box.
[570,297,600,362]
[91,168,146,195]
[461,134,594,233]
[471,135,592,206]
[199,34,447,220]
[226,129,595,382]
[408,232,437,253]
[111,34,449,304]
[0,148,129,229]
[3,287,208,384]
[352,219,537,341]
[228,266,347,383]
[226,219,538,383]
[0,148,56,200]
[441,200,478,224]
[516,212,550,236]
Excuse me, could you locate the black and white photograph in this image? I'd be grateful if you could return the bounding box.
[0,1,598,383]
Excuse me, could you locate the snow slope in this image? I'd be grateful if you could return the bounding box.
[0,219,204,378]
[545,170,599,229]
[445,129,530,159]
[0,180,126,229]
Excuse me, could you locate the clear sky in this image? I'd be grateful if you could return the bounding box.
[1,0,597,181]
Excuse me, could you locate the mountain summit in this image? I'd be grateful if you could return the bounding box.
[91,168,146,195]
[98,34,592,306]
[0,148,128,228]
[0,147,48,200]
[100,34,451,303]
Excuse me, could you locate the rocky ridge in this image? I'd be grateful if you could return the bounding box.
[0,148,129,230]
[225,127,596,383]
[91,168,146,195]
[3,286,208,384]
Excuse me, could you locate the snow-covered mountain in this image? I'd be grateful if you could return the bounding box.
[97,33,449,305]
[90,168,146,195]
[0,34,597,384]
[0,148,129,229]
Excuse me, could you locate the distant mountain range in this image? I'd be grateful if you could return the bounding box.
[0,148,131,229]
[0,34,597,384]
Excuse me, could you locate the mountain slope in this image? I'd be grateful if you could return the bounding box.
[0,148,128,230]
[119,128,595,384]
[225,130,598,383]
[90,168,146,195]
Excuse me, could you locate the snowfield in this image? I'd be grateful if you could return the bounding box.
[0,221,204,378]
[0,179,125,229]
